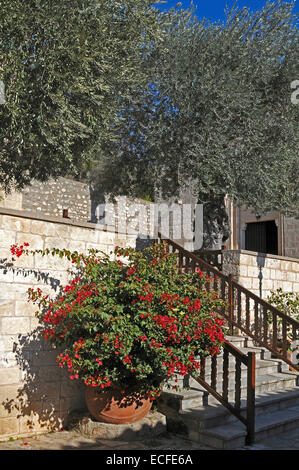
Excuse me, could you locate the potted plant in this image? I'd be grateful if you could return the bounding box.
[11,242,226,424]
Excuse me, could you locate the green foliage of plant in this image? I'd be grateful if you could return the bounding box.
[268,288,299,322]
[97,1,299,218]
[13,242,226,400]
[0,0,165,192]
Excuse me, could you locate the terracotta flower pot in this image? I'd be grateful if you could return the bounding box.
[85,387,153,424]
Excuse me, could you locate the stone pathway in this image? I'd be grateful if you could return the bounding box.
[0,426,299,451]
[0,429,212,451]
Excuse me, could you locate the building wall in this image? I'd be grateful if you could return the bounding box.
[0,208,140,440]
[225,199,299,260]
[283,216,299,259]
[0,177,198,251]
[222,250,299,300]
[22,178,92,222]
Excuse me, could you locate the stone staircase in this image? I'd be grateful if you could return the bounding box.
[157,335,299,449]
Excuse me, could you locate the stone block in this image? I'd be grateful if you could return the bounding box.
[72,410,167,441]
[0,368,20,385]
[33,252,69,271]
[49,223,70,239]
[85,242,105,253]
[292,283,299,293]
[0,351,17,369]
[248,266,258,278]
[266,258,281,269]
[269,269,276,280]
[262,279,274,291]
[275,270,286,281]
[0,229,16,248]
[285,272,296,282]
[0,336,17,353]
[44,237,70,251]
[0,301,15,317]
[251,278,260,290]
[262,268,270,278]
[282,282,293,293]
[70,226,96,242]
[0,283,28,301]
[0,417,19,437]
[59,396,86,414]
[10,253,35,270]
[0,316,31,335]
[60,379,81,399]
[293,263,299,273]
[16,233,44,251]
[18,411,61,434]
[0,190,23,210]
[15,301,36,317]
[240,254,255,266]
[38,366,62,382]
[30,220,57,237]
[238,265,248,277]
[239,277,252,289]
[1,216,31,233]
[31,350,59,367]
[13,269,41,285]
[273,280,283,291]
[0,267,14,283]
[97,230,116,245]
[68,240,86,253]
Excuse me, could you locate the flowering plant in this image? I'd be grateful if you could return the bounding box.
[12,242,226,401]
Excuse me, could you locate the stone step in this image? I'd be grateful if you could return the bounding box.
[178,356,288,382]
[203,372,298,401]
[158,334,299,449]
[224,335,254,349]
[162,369,298,410]
[197,404,299,449]
[159,386,299,429]
[179,388,299,429]
[160,393,299,449]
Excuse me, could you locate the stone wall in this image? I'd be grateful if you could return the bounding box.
[0,208,140,440]
[22,178,91,222]
[0,177,198,250]
[222,250,299,301]
[284,216,299,259]
[225,200,299,259]
[1,178,157,242]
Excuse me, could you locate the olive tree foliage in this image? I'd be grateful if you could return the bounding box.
[97,1,299,218]
[0,0,165,192]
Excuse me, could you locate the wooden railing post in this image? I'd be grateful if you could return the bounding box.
[246,352,256,445]
[228,274,234,335]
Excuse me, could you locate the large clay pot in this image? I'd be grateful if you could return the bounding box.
[85,387,153,424]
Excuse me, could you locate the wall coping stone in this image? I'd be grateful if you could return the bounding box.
[223,249,299,264]
[0,207,146,237]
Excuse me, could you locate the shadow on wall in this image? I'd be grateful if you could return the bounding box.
[135,235,156,252]
[0,260,86,434]
[0,260,62,292]
[2,325,86,433]
[0,238,157,434]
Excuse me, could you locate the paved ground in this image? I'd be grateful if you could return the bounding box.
[0,426,299,451]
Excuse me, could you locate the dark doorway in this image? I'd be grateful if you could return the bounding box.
[245,220,278,255]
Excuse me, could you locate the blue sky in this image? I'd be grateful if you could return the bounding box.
[154,0,299,21]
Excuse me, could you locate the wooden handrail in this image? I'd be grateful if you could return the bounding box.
[190,340,256,445]
[193,249,223,271]
[157,232,299,371]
